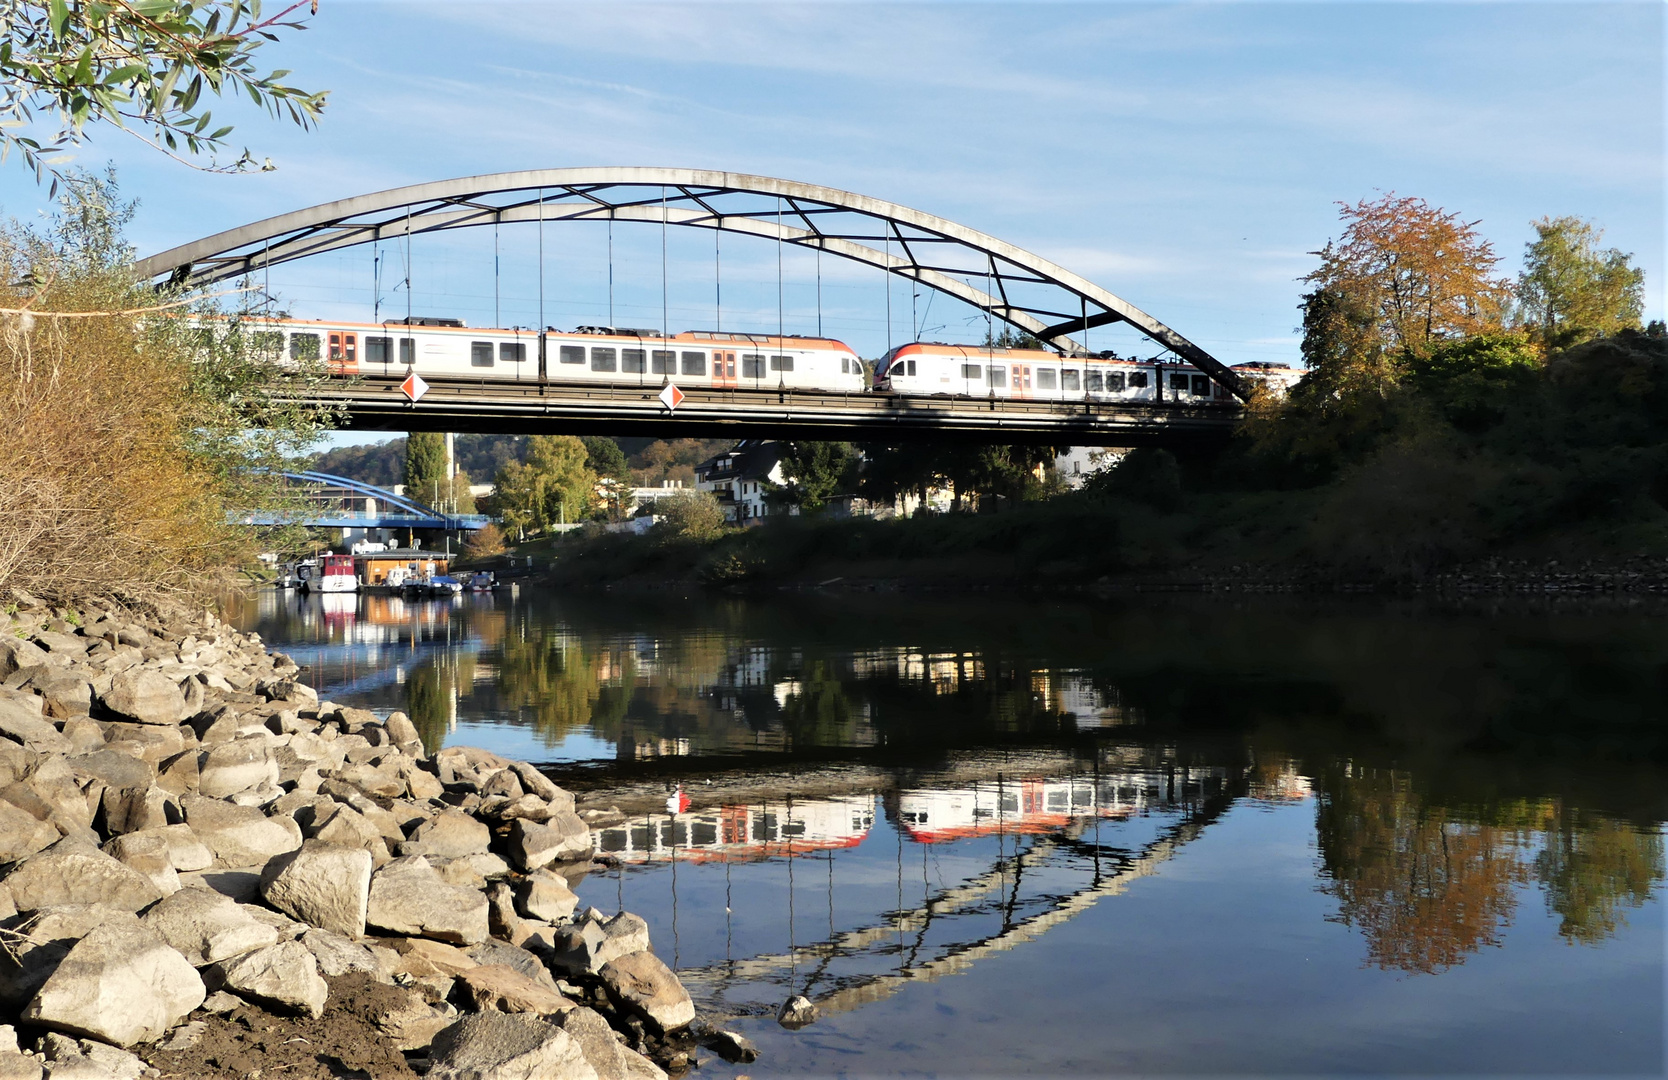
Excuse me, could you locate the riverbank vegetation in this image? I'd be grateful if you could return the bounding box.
[547,196,1664,589]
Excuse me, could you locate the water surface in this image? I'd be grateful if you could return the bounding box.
[234,588,1667,1077]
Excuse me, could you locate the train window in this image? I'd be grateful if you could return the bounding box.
[771,355,795,372]
[1171,371,1190,390]
[1036,368,1057,390]
[364,336,391,363]
[471,341,494,367]
[651,350,676,374]
[1061,369,1080,391]
[288,333,320,361]
[742,353,766,378]
[681,351,705,376]
[1085,370,1103,392]
[621,348,646,374]
[499,342,526,363]
[399,338,415,365]
[1128,371,1148,388]
[1107,372,1126,392]
[590,347,617,372]
[961,364,982,380]
[1192,375,1211,396]
[987,366,1006,387]
[251,331,285,360]
[559,345,585,365]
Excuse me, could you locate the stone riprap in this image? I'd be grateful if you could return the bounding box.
[0,598,702,1078]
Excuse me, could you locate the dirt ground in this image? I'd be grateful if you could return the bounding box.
[143,975,423,1080]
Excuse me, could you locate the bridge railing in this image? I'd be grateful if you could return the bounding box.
[235,511,493,530]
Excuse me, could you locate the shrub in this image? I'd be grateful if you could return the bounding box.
[654,491,727,542]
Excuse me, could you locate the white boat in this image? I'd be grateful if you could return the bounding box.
[301,553,358,594]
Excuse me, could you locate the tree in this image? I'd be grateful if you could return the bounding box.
[1,1,327,187]
[1516,216,1645,351]
[462,522,506,559]
[1302,193,1511,369]
[654,490,725,542]
[493,435,594,537]
[404,432,448,508]
[776,442,858,512]
[582,436,631,520]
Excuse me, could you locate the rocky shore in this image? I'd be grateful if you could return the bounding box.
[0,592,751,1079]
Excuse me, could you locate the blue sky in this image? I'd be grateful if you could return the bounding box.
[1,2,1660,449]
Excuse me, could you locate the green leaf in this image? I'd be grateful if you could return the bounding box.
[103,65,147,87]
[49,0,70,38]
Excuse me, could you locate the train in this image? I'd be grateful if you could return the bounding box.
[234,314,1300,400]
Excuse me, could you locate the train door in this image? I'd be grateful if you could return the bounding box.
[327,331,358,375]
[712,350,737,389]
[1009,363,1032,401]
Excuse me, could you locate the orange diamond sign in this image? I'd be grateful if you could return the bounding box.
[659,383,684,411]
[401,372,429,402]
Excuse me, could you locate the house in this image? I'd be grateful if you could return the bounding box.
[695,441,788,523]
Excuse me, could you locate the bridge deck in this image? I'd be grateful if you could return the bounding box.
[298,374,1242,445]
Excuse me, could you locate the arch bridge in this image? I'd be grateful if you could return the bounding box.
[233,471,490,531]
[137,169,1247,445]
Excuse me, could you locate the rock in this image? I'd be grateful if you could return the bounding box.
[0,639,50,680]
[96,784,172,836]
[404,811,491,859]
[383,711,421,748]
[366,856,489,945]
[330,762,404,799]
[556,1008,667,1080]
[175,867,262,903]
[506,814,592,872]
[259,842,371,937]
[30,672,92,721]
[427,1012,597,1080]
[458,964,572,1016]
[65,751,152,792]
[308,803,391,866]
[36,1034,145,1079]
[367,982,452,1051]
[3,837,163,913]
[0,693,71,755]
[390,937,478,978]
[199,990,241,1014]
[22,915,204,1046]
[195,739,278,799]
[120,824,212,873]
[465,941,559,992]
[598,950,695,1034]
[777,993,817,1028]
[140,885,279,967]
[153,1020,206,1053]
[101,832,180,896]
[99,670,185,726]
[549,911,650,977]
[154,750,199,796]
[178,794,300,867]
[704,1028,759,1064]
[515,870,579,924]
[211,939,327,1018]
[0,1052,35,1080]
[0,800,61,863]
[0,754,91,835]
[57,720,104,757]
[98,724,182,765]
[299,928,386,979]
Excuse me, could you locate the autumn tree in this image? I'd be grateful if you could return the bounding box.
[1301,193,1511,390]
[0,1,327,186]
[493,435,594,537]
[654,490,726,542]
[1515,216,1645,351]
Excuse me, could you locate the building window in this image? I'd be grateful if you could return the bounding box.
[591,347,617,372]
[1036,368,1057,390]
[499,342,526,363]
[742,353,766,378]
[652,350,676,374]
[560,345,585,365]
[622,348,646,374]
[771,355,795,372]
[1061,370,1080,392]
[471,341,494,367]
[289,333,320,361]
[364,336,392,363]
[682,351,706,376]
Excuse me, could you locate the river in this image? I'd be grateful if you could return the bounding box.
[231,586,1666,1077]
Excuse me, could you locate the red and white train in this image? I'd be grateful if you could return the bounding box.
[239,315,1298,400]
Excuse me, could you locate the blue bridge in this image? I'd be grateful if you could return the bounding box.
[235,471,492,531]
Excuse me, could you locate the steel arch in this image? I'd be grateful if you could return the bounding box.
[135,168,1246,399]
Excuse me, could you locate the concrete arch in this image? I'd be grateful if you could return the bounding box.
[135,168,1245,398]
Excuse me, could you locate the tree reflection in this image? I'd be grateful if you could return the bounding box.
[1535,810,1664,944]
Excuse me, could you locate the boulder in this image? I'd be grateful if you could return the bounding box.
[0,755,91,835]
[3,837,163,913]
[506,814,592,872]
[259,842,371,937]
[65,751,153,792]
[0,639,50,680]
[196,739,278,799]
[556,1008,668,1080]
[57,719,105,757]
[102,832,181,896]
[99,723,183,764]
[211,939,327,1018]
[154,750,200,796]
[0,694,71,755]
[0,1052,36,1080]
[515,870,579,924]
[427,1013,597,1080]
[364,981,452,1052]
[30,672,92,720]
[120,824,212,873]
[99,670,185,726]
[598,950,694,1034]
[140,885,279,967]
[404,811,491,859]
[458,964,572,1016]
[22,915,205,1046]
[704,1027,760,1064]
[97,784,173,836]
[299,928,387,980]
[778,993,817,1028]
[548,911,650,977]
[466,941,559,992]
[0,800,60,864]
[390,937,478,978]
[35,1033,145,1080]
[178,794,300,867]
[330,762,404,799]
[366,856,489,945]
[383,711,421,748]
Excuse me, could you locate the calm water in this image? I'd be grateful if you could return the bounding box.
[232,588,1667,1078]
